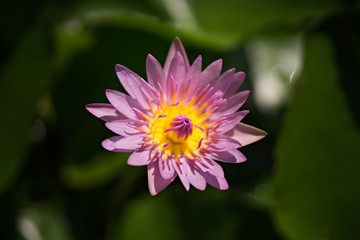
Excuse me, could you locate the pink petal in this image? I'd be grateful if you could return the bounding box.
[106,134,145,152]
[216,110,249,133]
[209,135,242,151]
[172,159,190,191]
[208,68,235,97]
[210,150,247,163]
[184,55,202,99]
[163,37,190,79]
[127,150,153,166]
[185,160,207,190]
[188,171,206,191]
[105,89,137,119]
[202,172,229,190]
[167,51,186,93]
[158,159,176,179]
[223,71,245,98]
[115,64,157,109]
[198,59,222,89]
[148,161,177,196]
[101,136,123,152]
[85,103,125,122]
[195,158,225,177]
[211,90,250,119]
[146,54,167,88]
[225,122,267,147]
[105,119,145,136]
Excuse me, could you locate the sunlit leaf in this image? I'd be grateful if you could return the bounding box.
[272,34,360,240]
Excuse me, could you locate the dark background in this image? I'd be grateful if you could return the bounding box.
[0,0,359,239]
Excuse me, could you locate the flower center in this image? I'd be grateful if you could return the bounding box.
[147,102,209,161]
[164,114,193,141]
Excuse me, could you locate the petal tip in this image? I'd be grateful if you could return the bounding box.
[105,89,113,98]
[114,63,121,70]
[101,138,112,151]
[172,36,184,46]
[84,104,93,111]
[85,104,98,116]
[146,53,154,60]
[230,122,267,147]
[115,64,128,73]
[149,188,158,196]
[238,71,246,78]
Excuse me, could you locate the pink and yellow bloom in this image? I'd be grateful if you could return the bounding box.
[86,38,266,195]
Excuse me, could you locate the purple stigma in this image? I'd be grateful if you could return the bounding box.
[194,124,204,131]
[164,114,193,140]
[206,128,210,137]
[170,101,180,106]
[198,138,204,148]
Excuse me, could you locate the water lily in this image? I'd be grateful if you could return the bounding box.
[86,38,266,195]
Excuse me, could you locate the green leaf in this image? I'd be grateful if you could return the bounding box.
[188,0,340,48]
[272,35,360,240]
[107,195,183,240]
[60,152,130,190]
[54,0,341,53]
[0,26,52,194]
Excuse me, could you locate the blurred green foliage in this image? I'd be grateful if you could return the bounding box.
[273,34,360,240]
[0,26,51,193]
[0,0,359,240]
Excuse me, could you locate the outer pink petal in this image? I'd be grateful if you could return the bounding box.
[127,150,153,166]
[185,160,207,190]
[209,135,242,152]
[106,134,146,152]
[225,122,267,147]
[202,172,229,190]
[148,161,177,196]
[184,55,202,99]
[105,89,137,119]
[210,150,247,163]
[172,159,190,191]
[105,119,145,136]
[198,59,222,90]
[167,51,186,90]
[211,90,250,119]
[115,64,158,110]
[85,103,125,122]
[158,159,176,180]
[101,136,123,152]
[223,71,245,98]
[146,54,167,88]
[188,171,207,190]
[163,37,190,79]
[196,158,225,178]
[208,68,235,98]
[216,110,249,133]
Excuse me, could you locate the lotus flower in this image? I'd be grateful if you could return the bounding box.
[86,38,266,195]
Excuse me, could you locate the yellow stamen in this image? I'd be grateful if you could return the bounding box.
[147,96,210,161]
